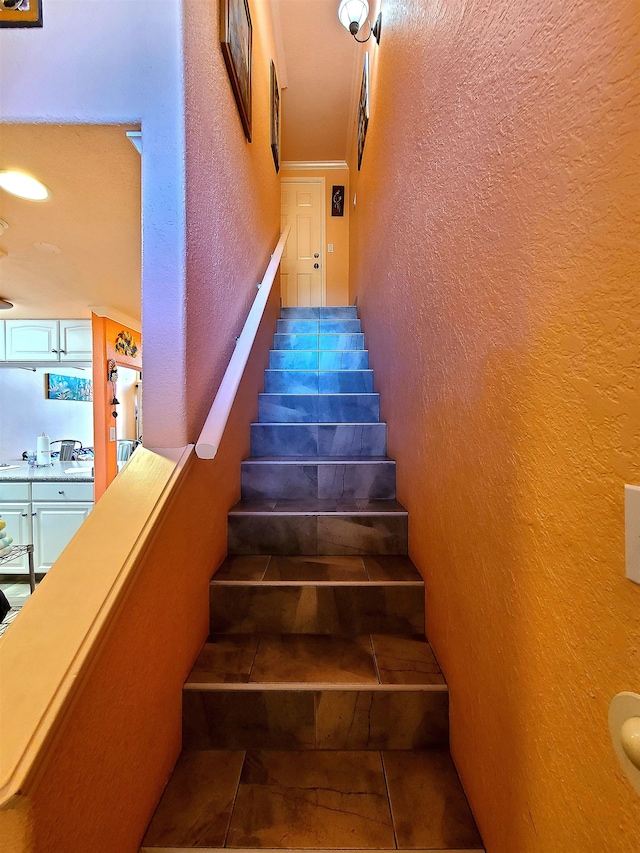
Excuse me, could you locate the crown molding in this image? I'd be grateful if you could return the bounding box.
[281,160,349,171]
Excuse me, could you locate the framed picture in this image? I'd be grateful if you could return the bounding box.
[357,53,370,170]
[46,374,93,403]
[0,0,42,28]
[270,60,280,173]
[220,0,252,141]
[332,185,345,217]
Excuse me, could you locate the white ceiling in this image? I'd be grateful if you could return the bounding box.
[0,2,363,323]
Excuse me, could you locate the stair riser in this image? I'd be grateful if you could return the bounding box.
[259,394,380,423]
[264,370,374,394]
[269,350,370,370]
[280,306,358,319]
[183,689,447,751]
[228,513,408,556]
[241,462,396,500]
[250,423,387,457]
[273,333,366,351]
[209,585,422,634]
[277,319,362,334]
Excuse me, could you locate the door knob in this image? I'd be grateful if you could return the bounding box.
[313,263,319,269]
[314,253,319,258]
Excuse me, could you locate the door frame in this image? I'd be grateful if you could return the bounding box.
[280,176,326,307]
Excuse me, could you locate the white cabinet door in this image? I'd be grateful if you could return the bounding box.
[59,320,92,361]
[0,502,33,573]
[5,320,59,361]
[0,321,5,360]
[31,501,92,571]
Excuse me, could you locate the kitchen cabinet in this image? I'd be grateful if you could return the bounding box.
[0,321,5,360]
[2,319,92,362]
[0,481,93,575]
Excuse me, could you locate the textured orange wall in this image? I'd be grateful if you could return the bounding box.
[184,0,281,440]
[280,167,350,305]
[349,1,640,850]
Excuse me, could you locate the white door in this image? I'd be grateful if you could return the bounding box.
[59,320,92,361]
[281,179,325,306]
[0,502,32,573]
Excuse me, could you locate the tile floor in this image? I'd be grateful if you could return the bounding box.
[141,749,484,851]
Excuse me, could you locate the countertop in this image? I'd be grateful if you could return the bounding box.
[0,461,94,483]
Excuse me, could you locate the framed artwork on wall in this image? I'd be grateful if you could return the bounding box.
[357,53,370,170]
[0,0,42,28]
[270,60,280,173]
[332,185,345,216]
[220,0,252,141]
[46,374,93,403]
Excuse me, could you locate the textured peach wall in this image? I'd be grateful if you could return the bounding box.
[280,167,350,305]
[349,1,640,850]
[183,0,281,440]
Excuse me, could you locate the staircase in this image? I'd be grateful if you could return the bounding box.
[141,307,483,852]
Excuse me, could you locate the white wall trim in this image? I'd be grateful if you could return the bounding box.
[281,160,349,171]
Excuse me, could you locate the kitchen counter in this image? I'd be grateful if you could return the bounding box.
[0,460,94,482]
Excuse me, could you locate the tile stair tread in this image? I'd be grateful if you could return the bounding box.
[229,497,407,514]
[241,456,393,463]
[141,749,483,852]
[185,633,444,688]
[214,555,422,582]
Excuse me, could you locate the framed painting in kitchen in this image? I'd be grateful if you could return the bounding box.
[220,0,253,141]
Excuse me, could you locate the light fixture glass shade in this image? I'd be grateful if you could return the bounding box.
[0,170,50,201]
[338,0,369,34]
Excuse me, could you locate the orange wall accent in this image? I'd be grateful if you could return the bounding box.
[349,1,640,850]
[280,167,350,305]
[92,315,142,501]
[183,0,281,442]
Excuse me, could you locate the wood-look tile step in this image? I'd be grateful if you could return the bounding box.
[228,499,408,556]
[214,554,422,582]
[183,635,445,750]
[141,750,484,851]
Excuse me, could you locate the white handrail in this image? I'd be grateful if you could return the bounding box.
[195,227,290,459]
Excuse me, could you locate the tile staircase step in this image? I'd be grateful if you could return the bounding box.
[183,633,446,750]
[280,305,359,318]
[258,393,380,423]
[141,749,483,851]
[209,580,422,634]
[269,349,370,369]
[273,333,366,350]
[264,369,374,393]
[250,422,387,457]
[241,457,396,500]
[215,554,422,582]
[276,318,362,334]
[228,498,408,555]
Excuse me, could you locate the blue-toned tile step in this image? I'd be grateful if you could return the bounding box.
[250,423,387,457]
[276,319,361,334]
[273,333,366,351]
[319,334,365,350]
[241,459,396,500]
[264,370,374,394]
[269,350,370,370]
[258,393,380,423]
[280,306,358,319]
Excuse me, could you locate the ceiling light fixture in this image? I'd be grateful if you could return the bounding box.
[338,0,381,44]
[0,170,50,201]
[0,299,14,310]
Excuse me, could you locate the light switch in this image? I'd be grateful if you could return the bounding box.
[328,243,334,253]
[625,485,640,584]
[110,427,116,442]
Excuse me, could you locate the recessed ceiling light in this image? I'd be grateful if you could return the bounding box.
[33,241,62,254]
[0,170,50,201]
